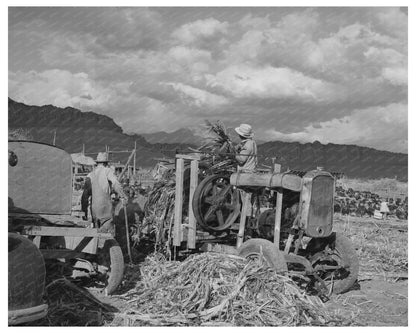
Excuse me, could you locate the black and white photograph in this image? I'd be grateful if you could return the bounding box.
[7,3,409,327]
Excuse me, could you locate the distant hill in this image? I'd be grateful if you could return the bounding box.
[8,98,408,181]
[257,140,407,181]
[8,98,190,168]
[140,127,266,146]
[142,128,204,145]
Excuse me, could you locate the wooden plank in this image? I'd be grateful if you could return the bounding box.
[229,172,302,191]
[173,158,184,246]
[187,159,198,249]
[64,236,98,254]
[175,153,201,161]
[237,191,251,248]
[40,249,86,260]
[273,188,283,248]
[21,226,112,238]
[9,212,87,225]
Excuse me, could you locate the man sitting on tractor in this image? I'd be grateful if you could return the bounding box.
[234,123,258,172]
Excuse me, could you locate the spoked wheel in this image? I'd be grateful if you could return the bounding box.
[307,233,359,295]
[95,239,125,295]
[192,173,240,232]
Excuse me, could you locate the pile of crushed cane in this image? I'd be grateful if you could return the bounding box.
[115,252,351,326]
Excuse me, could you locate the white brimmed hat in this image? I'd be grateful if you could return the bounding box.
[95,152,109,163]
[235,124,254,138]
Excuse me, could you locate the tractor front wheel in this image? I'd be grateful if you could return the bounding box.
[238,238,288,274]
[307,233,359,294]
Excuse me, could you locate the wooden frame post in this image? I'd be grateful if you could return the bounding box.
[273,188,283,248]
[273,163,282,248]
[187,159,199,249]
[133,141,136,177]
[173,158,184,246]
[237,191,251,248]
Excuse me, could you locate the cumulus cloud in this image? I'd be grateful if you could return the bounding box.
[116,96,189,133]
[8,69,115,109]
[374,7,408,38]
[381,67,408,86]
[8,7,408,153]
[163,82,228,107]
[171,18,229,45]
[239,14,271,30]
[265,103,408,153]
[10,7,165,52]
[206,64,337,102]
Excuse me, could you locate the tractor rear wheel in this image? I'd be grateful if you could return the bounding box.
[238,238,288,273]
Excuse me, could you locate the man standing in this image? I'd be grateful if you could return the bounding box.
[234,124,258,172]
[86,152,126,234]
[380,198,390,220]
[80,177,92,221]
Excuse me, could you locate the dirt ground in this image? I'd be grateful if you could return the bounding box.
[327,215,408,326]
[99,275,408,326]
[87,215,407,326]
[28,214,406,327]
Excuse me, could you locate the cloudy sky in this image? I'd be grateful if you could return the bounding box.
[8,7,408,153]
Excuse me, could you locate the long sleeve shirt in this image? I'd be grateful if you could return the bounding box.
[87,165,125,220]
[235,138,258,172]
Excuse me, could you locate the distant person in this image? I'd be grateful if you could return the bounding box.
[380,199,390,220]
[86,152,126,234]
[81,177,92,221]
[234,124,258,172]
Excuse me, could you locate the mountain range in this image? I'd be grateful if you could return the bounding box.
[8,98,408,181]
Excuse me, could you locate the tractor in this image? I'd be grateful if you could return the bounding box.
[173,153,359,297]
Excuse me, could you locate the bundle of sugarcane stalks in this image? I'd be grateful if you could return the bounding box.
[200,120,236,155]
[138,120,237,252]
[115,252,352,326]
[140,177,176,254]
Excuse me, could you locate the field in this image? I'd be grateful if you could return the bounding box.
[337,177,408,199]
[28,213,408,327]
[327,214,408,326]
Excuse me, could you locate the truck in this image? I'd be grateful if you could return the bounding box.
[8,140,125,325]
